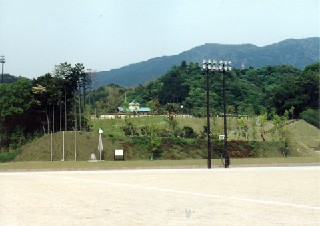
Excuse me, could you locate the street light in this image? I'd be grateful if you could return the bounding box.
[0,55,5,83]
[212,60,232,168]
[202,59,213,169]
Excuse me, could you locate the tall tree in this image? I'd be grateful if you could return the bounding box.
[0,79,36,148]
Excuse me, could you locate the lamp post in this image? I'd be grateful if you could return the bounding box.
[0,55,5,83]
[202,59,213,169]
[212,60,232,168]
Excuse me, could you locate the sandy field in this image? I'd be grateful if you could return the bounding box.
[0,166,319,226]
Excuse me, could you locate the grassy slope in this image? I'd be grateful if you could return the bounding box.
[286,120,320,150]
[14,117,320,162]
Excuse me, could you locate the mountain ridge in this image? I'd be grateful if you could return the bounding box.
[93,37,319,87]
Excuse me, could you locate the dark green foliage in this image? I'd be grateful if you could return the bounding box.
[300,63,320,109]
[0,79,36,148]
[88,84,126,114]
[132,136,150,148]
[267,63,319,116]
[181,126,196,138]
[300,108,320,128]
[249,141,288,157]
[0,62,92,154]
[0,150,20,162]
[1,74,20,84]
[122,120,139,136]
[161,137,202,160]
[159,63,190,104]
[122,61,319,118]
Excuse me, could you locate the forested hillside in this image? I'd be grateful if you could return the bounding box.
[94,37,319,87]
[90,62,319,122]
[0,62,91,154]
[1,74,20,84]
[0,61,319,161]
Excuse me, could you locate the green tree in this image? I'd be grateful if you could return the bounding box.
[0,79,36,148]
[300,108,320,128]
[32,73,63,133]
[300,62,319,110]
[258,113,268,141]
[272,111,291,157]
[146,99,160,114]
[165,103,179,121]
[159,63,191,104]
[148,125,162,159]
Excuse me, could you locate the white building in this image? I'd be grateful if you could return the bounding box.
[118,101,151,115]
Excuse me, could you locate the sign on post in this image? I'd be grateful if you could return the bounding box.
[114,149,124,161]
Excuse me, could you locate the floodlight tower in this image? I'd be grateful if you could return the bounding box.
[202,59,213,169]
[0,55,5,83]
[212,60,232,168]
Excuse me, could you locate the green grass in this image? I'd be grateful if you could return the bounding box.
[11,117,320,162]
[176,117,207,134]
[286,120,320,150]
[0,156,318,171]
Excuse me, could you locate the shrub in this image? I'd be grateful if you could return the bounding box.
[0,149,20,162]
[182,126,196,138]
[300,108,320,128]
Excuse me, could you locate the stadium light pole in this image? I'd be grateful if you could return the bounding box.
[62,77,67,131]
[0,55,5,83]
[62,76,67,162]
[202,59,213,169]
[212,60,232,168]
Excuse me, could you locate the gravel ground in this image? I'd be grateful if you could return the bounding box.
[0,166,319,226]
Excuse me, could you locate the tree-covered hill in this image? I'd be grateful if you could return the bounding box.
[0,60,319,159]
[94,37,320,87]
[1,74,21,84]
[128,62,320,119]
[90,62,319,124]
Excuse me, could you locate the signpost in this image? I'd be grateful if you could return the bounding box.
[114,149,124,161]
[98,128,103,161]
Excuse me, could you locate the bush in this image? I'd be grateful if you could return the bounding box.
[161,138,204,159]
[300,108,320,128]
[132,136,150,148]
[0,150,20,162]
[249,141,284,157]
[182,126,196,138]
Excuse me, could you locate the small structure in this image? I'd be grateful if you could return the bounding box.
[114,149,125,161]
[88,153,97,162]
[118,100,150,115]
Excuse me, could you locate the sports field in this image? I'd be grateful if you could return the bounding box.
[0,166,319,226]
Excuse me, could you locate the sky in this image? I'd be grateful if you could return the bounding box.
[0,0,319,79]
